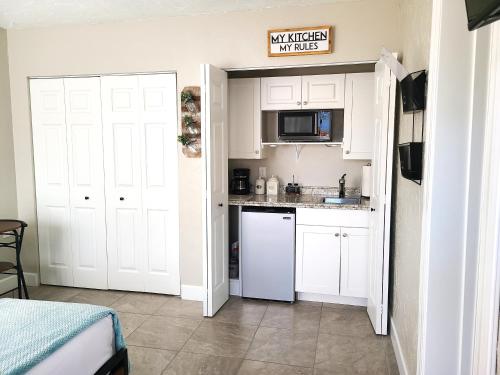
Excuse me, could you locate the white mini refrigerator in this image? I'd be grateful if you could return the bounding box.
[241,206,296,302]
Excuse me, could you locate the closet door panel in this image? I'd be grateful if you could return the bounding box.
[101,76,145,292]
[64,77,108,289]
[30,78,74,286]
[139,74,180,295]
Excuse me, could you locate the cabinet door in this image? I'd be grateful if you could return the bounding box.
[228,78,263,159]
[340,227,369,298]
[296,224,341,295]
[65,77,108,289]
[261,76,302,110]
[301,74,345,109]
[30,78,74,287]
[343,73,375,160]
[101,75,145,292]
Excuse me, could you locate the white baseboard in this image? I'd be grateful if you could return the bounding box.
[297,292,367,306]
[0,275,17,295]
[181,284,205,301]
[229,279,241,296]
[390,316,409,375]
[0,272,39,295]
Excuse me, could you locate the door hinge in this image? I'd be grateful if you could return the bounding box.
[379,304,384,316]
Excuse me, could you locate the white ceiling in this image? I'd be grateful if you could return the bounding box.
[0,0,354,29]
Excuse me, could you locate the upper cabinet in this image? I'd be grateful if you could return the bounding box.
[343,73,375,160]
[261,74,345,110]
[260,76,302,110]
[301,74,345,109]
[228,78,265,159]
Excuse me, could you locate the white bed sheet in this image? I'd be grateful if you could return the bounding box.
[27,315,115,375]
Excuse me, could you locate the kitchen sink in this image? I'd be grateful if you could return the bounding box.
[322,196,361,205]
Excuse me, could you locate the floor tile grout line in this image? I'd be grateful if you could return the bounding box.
[313,302,326,369]
[121,313,152,339]
[233,301,270,373]
[242,358,315,370]
[161,316,204,373]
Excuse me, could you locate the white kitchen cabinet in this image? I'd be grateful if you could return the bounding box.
[261,74,345,111]
[340,227,369,298]
[228,78,264,159]
[260,76,302,110]
[295,208,369,301]
[296,224,341,295]
[343,73,375,160]
[301,74,345,109]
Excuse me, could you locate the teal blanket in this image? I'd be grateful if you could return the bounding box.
[0,298,125,375]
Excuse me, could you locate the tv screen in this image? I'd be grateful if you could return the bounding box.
[465,0,500,31]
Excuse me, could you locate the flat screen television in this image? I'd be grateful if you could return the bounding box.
[465,0,500,31]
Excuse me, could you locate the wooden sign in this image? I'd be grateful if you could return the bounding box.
[268,25,333,57]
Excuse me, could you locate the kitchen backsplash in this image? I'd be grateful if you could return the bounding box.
[296,186,361,196]
[229,145,369,188]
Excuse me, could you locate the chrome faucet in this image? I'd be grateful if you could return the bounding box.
[339,174,346,198]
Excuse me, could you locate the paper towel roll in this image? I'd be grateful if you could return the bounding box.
[361,165,372,198]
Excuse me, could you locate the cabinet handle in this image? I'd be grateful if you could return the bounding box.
[371,208,376,212]
[335,233,340,237]
[119,197,125,201]
[84,196,89,200]
[255,150,259,154]
[296,101,301,106]
[303,101,308,105]
[342,233,348,237]
[345,150,350,154]
[218,203,223,207]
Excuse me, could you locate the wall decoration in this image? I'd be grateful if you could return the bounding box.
[179,86,201,158]
[267,25,333,57]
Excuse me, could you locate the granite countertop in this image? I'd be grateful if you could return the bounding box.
[228,193,370,210]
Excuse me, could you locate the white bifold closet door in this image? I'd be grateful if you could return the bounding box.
[101,74,180,294]
[31,77,107,288]
[31,79,73,286]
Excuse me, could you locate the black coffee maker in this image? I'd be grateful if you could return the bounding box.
[231,168,250,195]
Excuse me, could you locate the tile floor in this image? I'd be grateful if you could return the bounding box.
[12,286,400,374]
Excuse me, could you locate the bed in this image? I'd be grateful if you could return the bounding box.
[0,299,128,375]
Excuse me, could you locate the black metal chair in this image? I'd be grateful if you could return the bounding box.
[0,220,29,299]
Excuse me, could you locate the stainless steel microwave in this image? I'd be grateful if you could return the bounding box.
[278,110,340,142]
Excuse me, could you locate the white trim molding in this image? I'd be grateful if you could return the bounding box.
[181,284,206,302]
[417,0,477,373]
[472,22,500,375]
[390,316,409,375]
[0,272,39,295]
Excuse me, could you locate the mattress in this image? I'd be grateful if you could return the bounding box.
[27,315,115,375]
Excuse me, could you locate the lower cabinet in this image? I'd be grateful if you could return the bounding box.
[340,227,369,298]
[296,225,341,295]
[295,220,369,299]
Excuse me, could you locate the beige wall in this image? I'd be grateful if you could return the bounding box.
[230,146,367,189]
[6,0,401,285]
[0,28,17,218]
[390,0,432,373]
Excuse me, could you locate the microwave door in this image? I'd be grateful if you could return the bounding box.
[279,112,319,141]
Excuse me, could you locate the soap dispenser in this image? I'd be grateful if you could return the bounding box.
[339,174,346,198]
